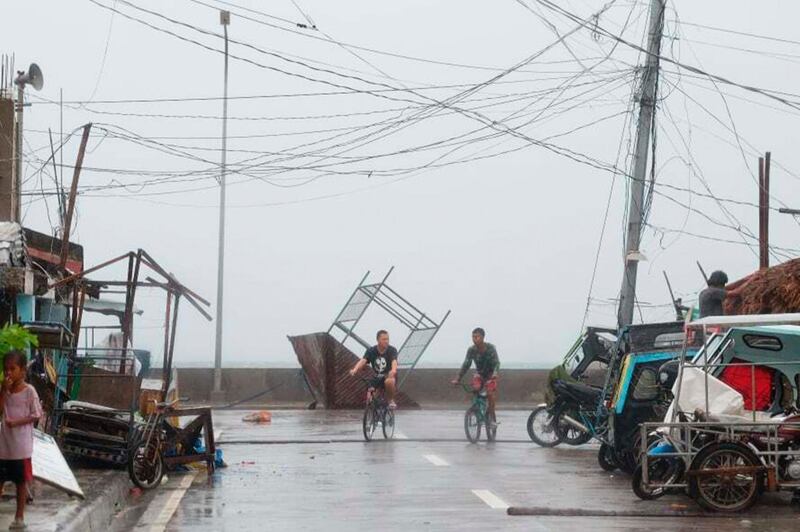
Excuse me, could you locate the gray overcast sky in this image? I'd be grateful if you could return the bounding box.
[5,0,800,367]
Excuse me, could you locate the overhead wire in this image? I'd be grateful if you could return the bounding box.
[533,0,800,111]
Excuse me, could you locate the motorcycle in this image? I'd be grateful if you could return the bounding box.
[528,379,606,448]
[528,327,616,447]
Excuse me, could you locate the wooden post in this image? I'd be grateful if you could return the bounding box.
[0,98,14,220]
[59,123,92,269]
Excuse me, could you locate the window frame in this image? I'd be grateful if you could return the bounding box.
[742,334,783,352]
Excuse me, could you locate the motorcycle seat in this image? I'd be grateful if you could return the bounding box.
[553,379,603,405]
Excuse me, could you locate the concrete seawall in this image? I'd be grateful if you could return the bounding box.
[172,367,552,408]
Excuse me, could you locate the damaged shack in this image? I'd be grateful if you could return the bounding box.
[0,225,217,487]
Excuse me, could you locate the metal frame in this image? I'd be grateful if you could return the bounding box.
[640,315,800,498]
[327,268,450,388]
[50,249,212,399]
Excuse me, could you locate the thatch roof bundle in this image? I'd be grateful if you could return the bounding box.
[724,258,800,315]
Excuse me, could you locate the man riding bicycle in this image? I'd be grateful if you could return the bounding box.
[350,330,398,409]
[451,328,499,419]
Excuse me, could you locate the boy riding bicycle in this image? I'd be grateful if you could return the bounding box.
[350,330,398,409]
[451,328,500,420]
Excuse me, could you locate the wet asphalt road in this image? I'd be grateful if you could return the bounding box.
[159,409,800,531]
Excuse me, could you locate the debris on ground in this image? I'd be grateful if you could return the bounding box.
[724,258,800,315]
[242,411,272,423]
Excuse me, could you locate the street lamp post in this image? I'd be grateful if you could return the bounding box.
[211,10,230,403]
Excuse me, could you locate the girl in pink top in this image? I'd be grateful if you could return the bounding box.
[0,350,42,530]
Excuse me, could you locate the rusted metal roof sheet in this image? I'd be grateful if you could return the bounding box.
[288,332,419,409]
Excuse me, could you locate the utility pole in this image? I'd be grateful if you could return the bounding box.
[617,0,665,328]
[758,152,770,269]
[13,80,23,222]
[211,10,231,403]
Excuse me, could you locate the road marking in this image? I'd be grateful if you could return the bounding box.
[423,454,450,467]
[135,472,197,531]
[472,489,509,510]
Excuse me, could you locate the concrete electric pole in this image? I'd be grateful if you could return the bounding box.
[211,10,230,403]
[617,0,665,328]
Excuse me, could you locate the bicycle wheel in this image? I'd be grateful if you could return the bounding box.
[689,442,763,513]
[128,438,164,490]
[464,406,481,443]
[527,406,561,447]
[362,404,378,441]
[485,410,497,442]
[382,409,395,439]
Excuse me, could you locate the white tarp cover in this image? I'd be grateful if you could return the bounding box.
[669,367,745,418]
[663,367,777,426]
[92,332,142,376]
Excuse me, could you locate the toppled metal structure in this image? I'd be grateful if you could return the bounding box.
[289,332,419,409]
[290,268,449,409]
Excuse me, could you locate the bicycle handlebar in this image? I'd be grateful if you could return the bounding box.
[454,381,488,394]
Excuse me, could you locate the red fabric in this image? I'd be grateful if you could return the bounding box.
[471,374,497,393]
[22,458,32,483]
[720,359,774,411]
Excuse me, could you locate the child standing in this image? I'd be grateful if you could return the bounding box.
[0,350,42,530]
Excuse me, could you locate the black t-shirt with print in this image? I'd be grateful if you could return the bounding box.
[363,345,397,376]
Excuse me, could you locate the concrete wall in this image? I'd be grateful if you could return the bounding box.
[167,367,553,408]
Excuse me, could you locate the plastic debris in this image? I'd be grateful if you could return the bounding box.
[242,411,272,423]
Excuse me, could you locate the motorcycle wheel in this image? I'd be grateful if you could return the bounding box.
[598,443,617,472]
[554,410,592,446]
[527,405,561,447]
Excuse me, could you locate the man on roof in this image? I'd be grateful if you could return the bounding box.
[698,270,754,318]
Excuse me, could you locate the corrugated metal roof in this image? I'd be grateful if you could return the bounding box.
[289,332,419,409]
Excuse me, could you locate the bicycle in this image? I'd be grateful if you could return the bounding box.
[457,380,497,443]
[357,376,395,441]
[128,399,177,489]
